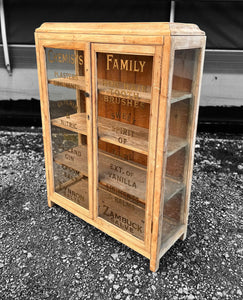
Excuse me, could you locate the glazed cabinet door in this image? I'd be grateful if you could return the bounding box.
[91,44,162,252]
[39,43,93,217]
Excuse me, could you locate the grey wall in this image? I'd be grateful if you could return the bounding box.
[1,1,243,107]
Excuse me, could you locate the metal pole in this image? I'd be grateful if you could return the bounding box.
[0,0,12,75]
[170,1,176,23]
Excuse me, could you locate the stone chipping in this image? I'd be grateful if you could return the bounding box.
[0,127,242,299]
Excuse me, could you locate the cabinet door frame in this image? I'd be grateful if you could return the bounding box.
[35,39,93,219]
[91,43,163,254]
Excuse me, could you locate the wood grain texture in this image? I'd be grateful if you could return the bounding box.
[36,22,171,35]
[82,42,93,218]
[36,22,205,37]
[35,32,164,45]
[48,76,191,105]
[149,36,171,272]
[35,38,55,208]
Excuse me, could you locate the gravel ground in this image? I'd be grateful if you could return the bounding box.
[0,127,242,300]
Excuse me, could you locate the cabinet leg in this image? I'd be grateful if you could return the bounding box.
[47,199,55,208]
[180,230,187,241]
[150,257,160,272]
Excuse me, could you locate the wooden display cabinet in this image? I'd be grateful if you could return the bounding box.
[35,22,206,272]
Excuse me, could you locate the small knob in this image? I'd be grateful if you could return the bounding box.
[84,92,89,97]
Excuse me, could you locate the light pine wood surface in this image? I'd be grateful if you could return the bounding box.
[35,22,206,272]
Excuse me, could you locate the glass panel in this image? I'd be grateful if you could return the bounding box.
[96,52,154,240]
[161,49,199,246]
[45,48,89,210]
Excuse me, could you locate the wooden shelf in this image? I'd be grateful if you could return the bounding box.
[52,113,87,134]
[54,145,184,203]
[164,177,184,203]
[160,219,185,258]
[167,135,187,157]
[48,78,191,106]
[51,113,149,155]
[98,116,149,155]
[54,145,146,200]
[55,176,89,209]
[48,76,86,90]
[52,114,187,157]
[171,90,192,104]
[48,77,151,104]
[98,80,151,104]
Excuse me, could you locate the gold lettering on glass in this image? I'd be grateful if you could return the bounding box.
[48,49,84,65]
[106,54,146,73]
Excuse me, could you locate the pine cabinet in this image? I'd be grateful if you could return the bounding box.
[35,22,206,271]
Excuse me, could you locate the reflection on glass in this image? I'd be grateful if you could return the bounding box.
[96,52,154,240]
[45,48,89,210]
[161,49,199,247]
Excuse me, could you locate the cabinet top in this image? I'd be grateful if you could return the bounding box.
[35,22,205,36]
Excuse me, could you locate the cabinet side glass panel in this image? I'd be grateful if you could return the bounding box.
[96,52,153,240]
[45,48,89,210]
[161,49,199,247]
